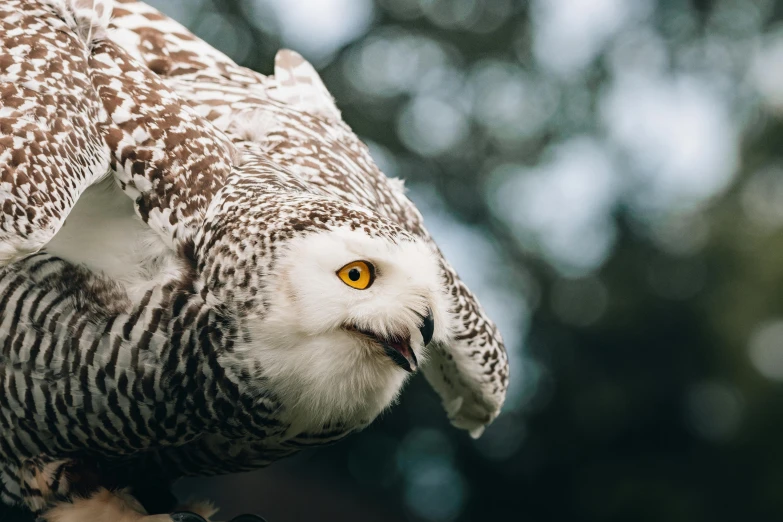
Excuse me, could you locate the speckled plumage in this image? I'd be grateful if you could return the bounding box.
[0,0,509,517]
[0,0,110,265]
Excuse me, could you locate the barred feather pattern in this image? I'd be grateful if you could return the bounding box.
[0,252,361,512]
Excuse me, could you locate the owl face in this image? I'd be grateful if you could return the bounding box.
[263,226,450,370]
[197,189,453,427]
[249,225,452,428]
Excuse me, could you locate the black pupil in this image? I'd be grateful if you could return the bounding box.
[348,268,361,282]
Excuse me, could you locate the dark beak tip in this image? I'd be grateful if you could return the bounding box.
[419,309,435,346]
[383,342,418,373]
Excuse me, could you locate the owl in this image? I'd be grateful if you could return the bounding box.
[0,0,509,520]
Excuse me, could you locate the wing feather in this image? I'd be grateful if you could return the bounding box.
[0,0,111,265]
[86,33,236,248]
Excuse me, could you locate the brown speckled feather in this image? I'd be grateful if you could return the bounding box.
[87,35,235,247]
[0,0,110,265]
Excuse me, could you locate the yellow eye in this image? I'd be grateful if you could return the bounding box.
[337,261,375,290]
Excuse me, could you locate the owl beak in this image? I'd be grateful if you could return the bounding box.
[419,309,434,346]
[380,309,433,372]
[382,336,418,373]
[347,325,420,372]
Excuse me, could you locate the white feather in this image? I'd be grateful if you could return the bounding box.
[45,176,181,303]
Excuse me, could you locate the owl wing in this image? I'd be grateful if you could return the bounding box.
[108,0,276,130]
[0,0,111,265]
[1,0,236,264]
[422,263,509,437]
[86,33,236,249]
[108,1,509,436]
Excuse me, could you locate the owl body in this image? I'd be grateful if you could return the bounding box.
[0,175,443,509]
[0,0,509,516]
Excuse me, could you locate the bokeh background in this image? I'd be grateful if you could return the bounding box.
[142,0,783,520]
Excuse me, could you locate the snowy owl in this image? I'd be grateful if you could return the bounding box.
[0,0,509,520]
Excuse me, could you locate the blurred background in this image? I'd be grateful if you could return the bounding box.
[142,0,783,520]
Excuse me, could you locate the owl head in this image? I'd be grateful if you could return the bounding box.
[193,170,454,430]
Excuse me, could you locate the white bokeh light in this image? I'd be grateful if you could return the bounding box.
[531,0,652,77]
[491,137,620,275]
[748,320,783,381]
[470,60,558,144]
[250,0,374,63]
[345,30,451,97]
[752,28,783,113]
[397,96,470,157]
[602,72,739,214]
